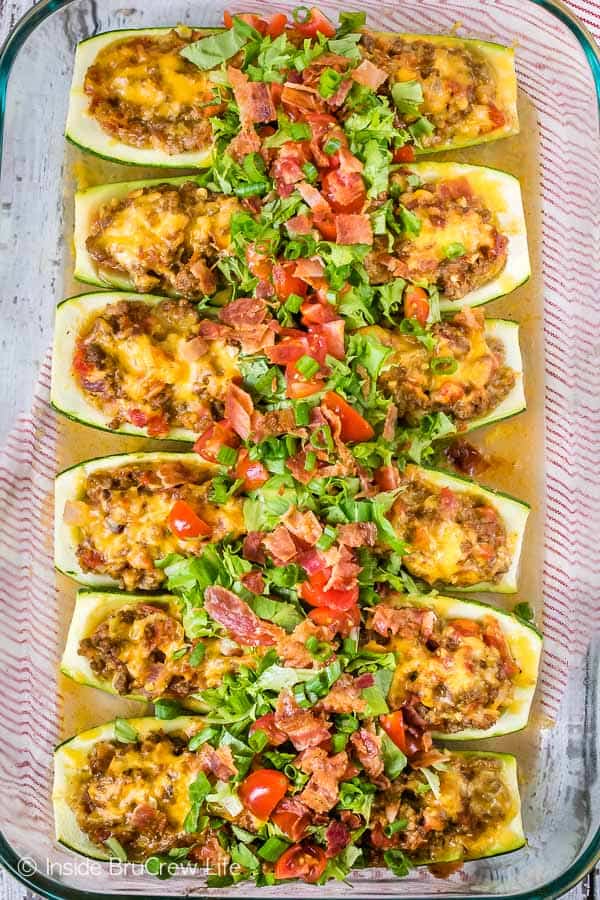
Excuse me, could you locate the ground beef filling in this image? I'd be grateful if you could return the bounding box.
[366,176,508,299]
[84,30,222,154]
[368,756,512,862]
[389,469,510,587]
[65,462,244,591]
[76,733,225,861]
[73,299,238,435]
[86,183,240,298]
[363,308,515,424]
[360,34,505,147]
[367,606,517,733]
[78,605,248,699]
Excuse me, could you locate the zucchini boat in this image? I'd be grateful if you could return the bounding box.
[371,33,518,153]
[53,715,205,861]
[366,593,541,740]
[66,24,517,168]
[388,465,530,593]
[362,313,525,434]
[54,451,244,590]
[53,716,525,867]
[73,175,240,296]
[60,589,255,710]
[394,162,529,311]
[51,292,240,441]
[65,27,218,168]
[368,750,525,865]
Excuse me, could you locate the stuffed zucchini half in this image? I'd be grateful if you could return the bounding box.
[389,465,530,593]
[389,162,529,312]
[65,27,219,167]
[362,312,525,435]
[60,589,255,710]
[54,451,244,590]
[53,716,525,868]
[51,292,240,441]
[366,593,541,740]
[73,175,241,297]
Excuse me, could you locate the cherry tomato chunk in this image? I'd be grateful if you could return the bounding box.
[168,500,212,539]
[380,710,408,754]
[404,286,430,326]
[239,769,289,820]
[321,392,374,443]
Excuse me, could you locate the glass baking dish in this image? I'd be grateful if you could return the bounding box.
[0,0,599,898]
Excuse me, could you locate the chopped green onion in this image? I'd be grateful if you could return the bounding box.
[154,698,182,720]
[331,733,348,753]
[430,356,459,375]
[323,137,342,156]
[171,645,189,661]
[114,718,138,744]
[302,162,319,183]
[408,117,435,145]
[317,524,337,550]
[258,836,290,862]
[104,837,127,862]
[293,6,311,24]
[319,68,343,99]
[295,354,320,379]
[445,242,466,259]
[188,726,217,750]
[294,401,311,426]
[384,819,409,837]
[217,445,238,467]
[234,181,269,198]
[304,450,317,471]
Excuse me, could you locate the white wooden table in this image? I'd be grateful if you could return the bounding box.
[0,0,597,898]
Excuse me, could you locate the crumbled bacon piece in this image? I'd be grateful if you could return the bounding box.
[219,297,268,327]
[228,66,276,123]
[335,213,373,245]
[337,522,378,548]
[317,675,366,715]
[240,570,265,594]
[197,743,238,781]
[350,728,384,780]
[242,531,266,565]
[351,59,388,91]
[204,586,284,647]
[274,691,331,750]
[297,747,348,813]
[282,508,323,545]
[325,820,351,857]
[278,618,337,668]
[225,384,254,441]
[227,125,261,161]
[369,605,436,640]
[262,525,298,565]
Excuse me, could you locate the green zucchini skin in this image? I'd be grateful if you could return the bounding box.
[403,465,530,594]
[381,592,541,740]
[66,28,518,167]
[53,722,525,865]
[54,451,216,587]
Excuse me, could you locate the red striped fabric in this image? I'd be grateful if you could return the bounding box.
[0,1,598,818]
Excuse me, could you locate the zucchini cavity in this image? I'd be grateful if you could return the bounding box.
[65,28,217,168]
[403,162,530,311]
[371,593,541,740]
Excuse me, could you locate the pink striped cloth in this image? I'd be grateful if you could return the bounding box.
[0,0,598,772]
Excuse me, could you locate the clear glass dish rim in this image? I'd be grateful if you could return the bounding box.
[0,0,598,897]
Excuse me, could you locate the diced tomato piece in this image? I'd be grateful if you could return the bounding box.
[146,412,170,437]
[310,319,345,360]
[128,408,148,428]
[168,500,212,539]
[275,843,327,883]
[488,103,506,128]
[246,243,273,280]
[72,345,93,376]
[393,144,416,163]
[267,333,311,366]
[239,769,289,820]
[224,11,267,33]
[272,800,311,842]
[249,713,287,747]
[321,391,374,443]
[235,450,270,491]
[273,261,308,300]
[309,604,360,637]
[193,420,240,463]
[286,367,324,399]
[294,7,336,38]
[300,299,337,326]
[267,12,288,37]
[404,285,429,326]
[321,170,366,214]
[450,618,482,637]
[300,579,359,611]
[379,710,407,754]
